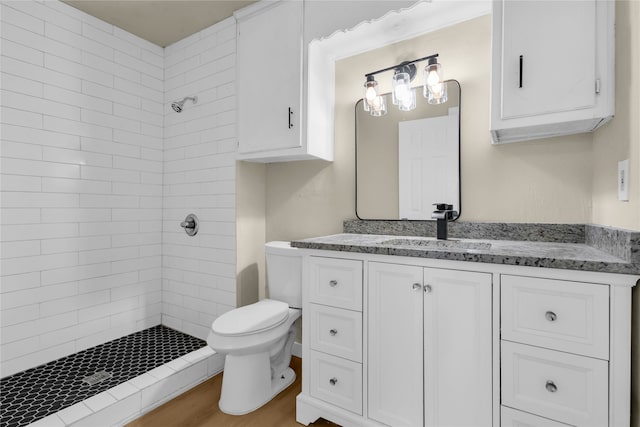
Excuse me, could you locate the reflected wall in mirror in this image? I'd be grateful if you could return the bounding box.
[356,80,460,220]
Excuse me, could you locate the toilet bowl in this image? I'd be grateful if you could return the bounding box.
[207,241,302,415]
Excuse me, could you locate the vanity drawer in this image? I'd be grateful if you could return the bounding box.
[501,275,609,359]
[309,303,362,362]
[309,350,363,415]
[307,257,363,311]
[501,341,608,427]
[501,406,572,427]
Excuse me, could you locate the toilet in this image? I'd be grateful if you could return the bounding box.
[206,241,302,415]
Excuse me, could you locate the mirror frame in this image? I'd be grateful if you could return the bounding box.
[355,79,461,221]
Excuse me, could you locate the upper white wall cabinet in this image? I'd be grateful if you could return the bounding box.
[236,0,331,162]
[490,0,615,144]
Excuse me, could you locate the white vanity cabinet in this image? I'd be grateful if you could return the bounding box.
[367,263,493,427]
[490,0,615,144]
[235,0,332,162]
[296,249,636,427]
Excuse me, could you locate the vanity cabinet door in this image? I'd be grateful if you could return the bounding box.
[423,268,493,427]
[490,0,614,144]
[368,262,424,427]
[236,0,303,159]
[367,263,493,427]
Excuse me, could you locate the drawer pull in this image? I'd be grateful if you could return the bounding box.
[329,329,338,336]
[329,377,338,386]
[545,380,558,393]
[329,280,338,287]
[545,311,557,322]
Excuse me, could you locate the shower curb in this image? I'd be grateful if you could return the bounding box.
[27,347,224,427]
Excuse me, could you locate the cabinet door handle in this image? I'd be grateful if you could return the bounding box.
[424,284,432,294]
[412,283,422,291]
[329,280,338,287]
[519,55,523,88]
[545,380,558,393]
[288,107,293,129]
[329,377,338,386]
[329,329,337,336]
[545,311,557,322]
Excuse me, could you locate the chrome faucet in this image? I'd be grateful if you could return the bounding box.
[431,203,457,240]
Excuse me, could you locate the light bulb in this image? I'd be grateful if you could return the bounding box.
[370,95,387,117]
[365,86,377,102]
[363,76,379,112]
[398,88,416,111]
[423,60,447,105]
[392,72,411,106]
[426,69,440,87]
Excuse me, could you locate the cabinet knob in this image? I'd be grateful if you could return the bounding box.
[545,311,557,322]
[424,284,432,294]
[329,329,337,336]
[329,280,338,287]
[412,283,422,291]
[545,380,558,393]
[329,377,338,386]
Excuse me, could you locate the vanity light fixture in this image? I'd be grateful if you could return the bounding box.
[363,53,446,116]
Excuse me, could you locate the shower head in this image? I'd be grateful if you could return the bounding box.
[171,96,198,113]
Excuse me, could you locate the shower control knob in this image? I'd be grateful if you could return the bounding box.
[329,329,338,336]
[180,214,199,236]
[329,377,338,386]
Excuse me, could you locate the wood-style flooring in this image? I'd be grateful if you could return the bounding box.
[125,357,339,427]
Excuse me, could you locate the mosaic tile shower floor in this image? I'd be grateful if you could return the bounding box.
[0,325,206,427]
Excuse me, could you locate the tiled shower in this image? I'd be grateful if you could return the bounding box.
[0,0,237,421]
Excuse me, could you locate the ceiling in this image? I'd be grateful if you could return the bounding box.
[62,1,257,47]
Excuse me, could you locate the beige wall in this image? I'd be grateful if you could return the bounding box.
[236,162,266,303]
[592,1,640,232]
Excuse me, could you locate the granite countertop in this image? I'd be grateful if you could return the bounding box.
[291,232,640,275]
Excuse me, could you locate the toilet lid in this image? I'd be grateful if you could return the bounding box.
[212,299,290,336]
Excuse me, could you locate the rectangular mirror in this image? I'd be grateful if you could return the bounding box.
[355,80,460,220]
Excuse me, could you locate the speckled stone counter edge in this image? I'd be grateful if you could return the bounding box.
[343,219,640,265]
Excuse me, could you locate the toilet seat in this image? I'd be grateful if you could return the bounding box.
[212,299,289,336]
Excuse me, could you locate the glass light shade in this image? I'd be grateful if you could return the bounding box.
[398,88,416,111]
[369,94,387,116]
[423,62,448,105]
[363,77,379,112]
[392,72,411,106]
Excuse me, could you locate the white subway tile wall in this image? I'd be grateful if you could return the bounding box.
[0,1,165,377]
[162,17,237,341]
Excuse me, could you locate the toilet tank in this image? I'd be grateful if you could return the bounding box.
[265,241,302,309]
